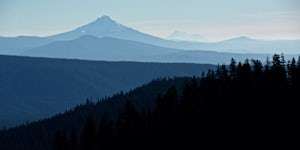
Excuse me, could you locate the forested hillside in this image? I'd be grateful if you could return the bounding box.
[0,55,212,127]
[0,54,299,150]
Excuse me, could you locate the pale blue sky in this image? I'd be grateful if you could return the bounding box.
[0,0,299,41]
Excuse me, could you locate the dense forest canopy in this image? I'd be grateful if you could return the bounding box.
[0,54,299,150]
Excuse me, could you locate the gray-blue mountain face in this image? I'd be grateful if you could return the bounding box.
[21,35,296,64]
[0,15,299,62]
[21,36,180,62]
[0,36,53,55]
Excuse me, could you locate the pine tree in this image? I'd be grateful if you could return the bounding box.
[220,64,229,81]
[229,58,237,80]
[271,54,287,86]
[216,64,221,80]
[265,56,271,73]
[252,59,263,80]
[296,56,300,86]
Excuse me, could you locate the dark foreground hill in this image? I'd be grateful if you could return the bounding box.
[0,55,214,128]
[0,77,189,150]
[0,54,298,150]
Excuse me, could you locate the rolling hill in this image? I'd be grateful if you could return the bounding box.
[0,36,53,55]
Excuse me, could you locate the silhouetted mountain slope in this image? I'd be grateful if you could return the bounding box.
[0,55,214,127]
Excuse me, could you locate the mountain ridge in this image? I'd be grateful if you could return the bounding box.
[21,35,298,64]
[1,15,300,55]
[21,35,181,62]
[167,30,206,42]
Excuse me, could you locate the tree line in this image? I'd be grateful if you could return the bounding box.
[0,77,189,150]
[53,54,300,150]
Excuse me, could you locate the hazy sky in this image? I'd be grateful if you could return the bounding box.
[0,0,299,41]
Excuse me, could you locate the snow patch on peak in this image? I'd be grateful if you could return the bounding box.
[235,36,253,40]
[167,30,206,42]
[79,15,126,34]
[80,28,86,33]
[97,15,112,21]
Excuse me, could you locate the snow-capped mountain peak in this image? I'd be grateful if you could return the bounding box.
[48,15,133,40]
[78,15,128,34]
[96,15,117,23]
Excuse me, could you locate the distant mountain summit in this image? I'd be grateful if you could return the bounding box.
[48,15,163,42]
[78,15,126,34]
[167,30,206,42]
[218,36,256,43]
[48,16,129,40]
